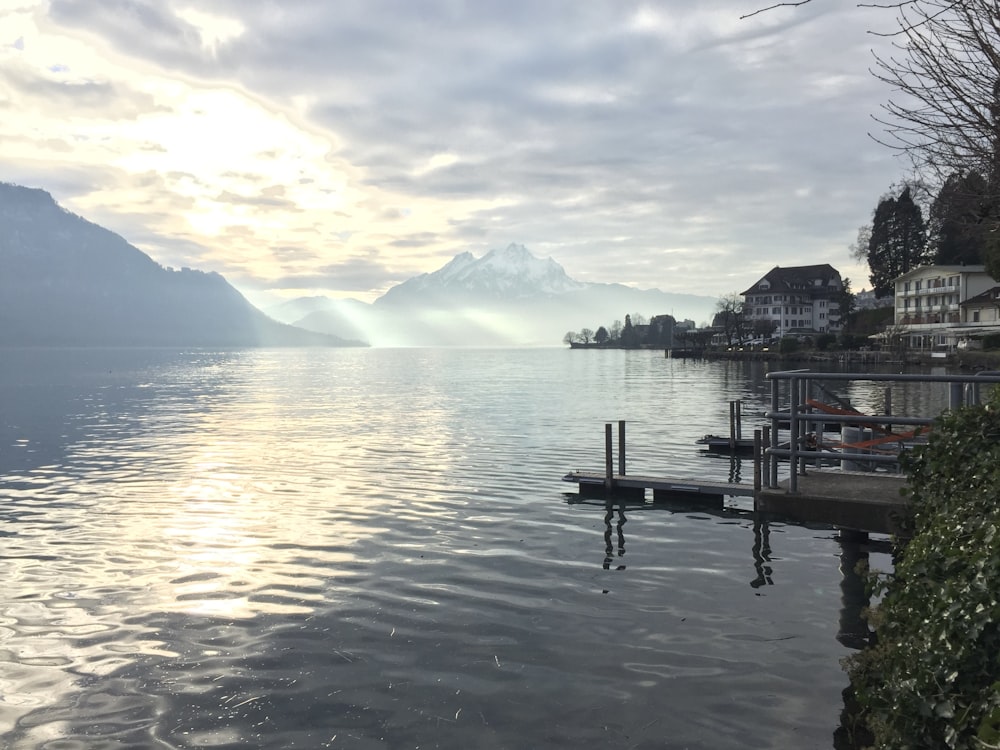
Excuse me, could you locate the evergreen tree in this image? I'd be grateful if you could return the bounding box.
[929,171,990,266]
[867,186,930,296]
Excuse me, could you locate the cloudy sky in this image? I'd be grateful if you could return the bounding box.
[1,0,908,306]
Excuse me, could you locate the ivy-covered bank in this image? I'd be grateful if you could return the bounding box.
[845,392,1000,749]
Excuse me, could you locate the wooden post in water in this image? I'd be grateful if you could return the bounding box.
[762,425,772,488]
[753,428,762,512]
[736,400,742,441]
[605,423,614,491]
[729,401,737,451]
[618,420,626,476]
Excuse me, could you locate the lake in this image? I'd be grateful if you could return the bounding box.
[0,347,900,749]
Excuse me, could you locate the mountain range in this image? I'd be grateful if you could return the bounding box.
[0,183,363,347]
[0,181,715,348]
[269,243,715,346]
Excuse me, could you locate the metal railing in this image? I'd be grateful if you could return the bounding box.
[763,369,1000,493]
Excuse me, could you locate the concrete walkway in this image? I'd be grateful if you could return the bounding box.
[757,470,909,535]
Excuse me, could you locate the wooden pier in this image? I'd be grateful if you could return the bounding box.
[563,417,911,536]
[562,471,754,501]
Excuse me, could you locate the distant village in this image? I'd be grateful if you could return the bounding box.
[564,261,1000,359]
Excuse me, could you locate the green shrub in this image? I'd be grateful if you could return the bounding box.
[845,393,1000,749]
[816,333,837,351]
[981,333,1000,351]
[779,336,800,354]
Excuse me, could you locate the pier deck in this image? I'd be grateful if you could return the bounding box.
[757,470,909,535]
[563,469,910,536]
[562,471,754,499]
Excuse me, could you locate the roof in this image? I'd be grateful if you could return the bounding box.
[741,264,841,296]
[892,264,987,283]
[961,286,1000,307]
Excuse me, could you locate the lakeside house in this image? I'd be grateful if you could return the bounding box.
[892,264,1000,349]
[741,264,844,338]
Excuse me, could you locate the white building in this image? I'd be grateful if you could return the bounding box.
[893,265,997,348]
[742,264,844,338]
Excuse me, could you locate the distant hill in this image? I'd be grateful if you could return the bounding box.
[272,244,716,346]
[0,183,366,347]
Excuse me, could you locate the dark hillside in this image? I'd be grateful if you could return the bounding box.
[0,183,365,347]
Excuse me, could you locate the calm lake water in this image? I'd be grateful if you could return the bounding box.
[0,347,909,749]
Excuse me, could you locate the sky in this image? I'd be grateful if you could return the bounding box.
[0,0,910,307]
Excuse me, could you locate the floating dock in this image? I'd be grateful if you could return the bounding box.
[562,469,909,535]
[562,471,754,501]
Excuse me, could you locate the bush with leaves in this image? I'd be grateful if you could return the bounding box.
[845,391,1000,749]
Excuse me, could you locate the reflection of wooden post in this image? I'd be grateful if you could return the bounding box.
[618,420,626,476]
[605,423,614,491]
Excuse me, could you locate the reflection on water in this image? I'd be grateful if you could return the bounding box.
[751,517,774,589]
[602,501,627,571]
[837,540,876,651]
[1,348,904,749]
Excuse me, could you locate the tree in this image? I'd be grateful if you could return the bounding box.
[867,1,1000,274]
[714,293,749,346]
[609,319,623,342]
[563,331,577,346]
[928,170,990,266]
[620,314,640,348]
[595,326,609,345]
[866,186,930,297]
[749,1,1000,273]
[834,276,856,328]
[579,328,594,345]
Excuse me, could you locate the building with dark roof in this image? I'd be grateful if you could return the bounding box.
[741,264,844,338]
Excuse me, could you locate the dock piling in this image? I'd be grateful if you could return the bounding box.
[604,423,613,491]
[753,428,762,512]
[618,420,626,476]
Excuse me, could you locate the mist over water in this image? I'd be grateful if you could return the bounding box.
[0,348,914,749]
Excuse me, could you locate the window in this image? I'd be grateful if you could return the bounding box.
[772,307,780,315]
[819,300,827,308]
[973,310,981,323]
[819,312,826,319]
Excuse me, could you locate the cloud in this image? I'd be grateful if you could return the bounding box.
[1,0,900,302]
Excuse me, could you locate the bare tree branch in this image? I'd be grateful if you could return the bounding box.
[739,1,813,21]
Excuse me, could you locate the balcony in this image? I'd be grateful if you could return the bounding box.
[898,313,961,326]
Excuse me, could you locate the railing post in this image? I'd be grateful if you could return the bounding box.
[949,382,963,411]
[789,376,799,493]
[769,377,779,488]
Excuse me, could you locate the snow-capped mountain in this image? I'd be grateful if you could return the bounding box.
[376,243,586,305]
[270,243,716,347]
